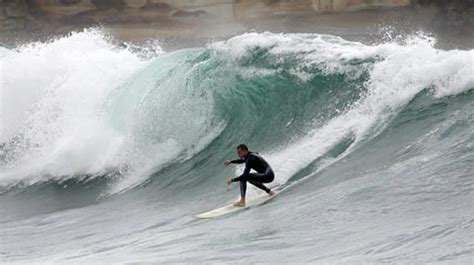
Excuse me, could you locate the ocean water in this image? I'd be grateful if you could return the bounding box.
[0,30,473,263]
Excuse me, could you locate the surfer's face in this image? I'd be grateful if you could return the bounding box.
[237,148,248,159]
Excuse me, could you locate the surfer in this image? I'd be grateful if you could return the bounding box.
[224,144,275,207]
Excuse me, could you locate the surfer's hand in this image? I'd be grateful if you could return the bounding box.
[224,160,231,166]
[226,179,232,185]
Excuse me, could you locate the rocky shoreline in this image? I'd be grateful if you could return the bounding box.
[1,0,472,49]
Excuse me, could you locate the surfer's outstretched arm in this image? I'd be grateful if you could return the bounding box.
[230,158,245,164]
[224,158,244,166]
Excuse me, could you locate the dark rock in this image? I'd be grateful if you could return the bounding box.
[0,17,26,30]
[4,0,28,17]
[91,0,123,11]
[172,10,207,17]
[0,8,6,20]
[60,0,83,4]
[141,2,172,10]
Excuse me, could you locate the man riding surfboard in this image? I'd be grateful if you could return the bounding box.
[224,144,275,207]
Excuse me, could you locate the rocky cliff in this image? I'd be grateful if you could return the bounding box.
[1,0,414,31]
[0,0,29,31]
[0,0,472,48]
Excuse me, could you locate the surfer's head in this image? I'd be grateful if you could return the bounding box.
[236,144,249,158]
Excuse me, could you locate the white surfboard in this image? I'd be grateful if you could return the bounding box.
[195,186,283,219]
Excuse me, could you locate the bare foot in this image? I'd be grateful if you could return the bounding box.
[268,190,275,196]
[233,200,245,207]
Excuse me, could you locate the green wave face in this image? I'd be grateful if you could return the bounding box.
[100,33,376,193]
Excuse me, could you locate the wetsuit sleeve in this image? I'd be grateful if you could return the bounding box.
[231,159,251,182]
[230,158,245,164]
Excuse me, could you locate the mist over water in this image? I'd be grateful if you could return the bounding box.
[0,29,473,263]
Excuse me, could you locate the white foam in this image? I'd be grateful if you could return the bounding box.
[1,29,227,193]
[1,30,149,184]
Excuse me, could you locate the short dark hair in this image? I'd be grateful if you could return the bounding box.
[236,144,248,151]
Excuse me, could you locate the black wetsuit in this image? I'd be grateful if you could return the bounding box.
[230,152,275,198]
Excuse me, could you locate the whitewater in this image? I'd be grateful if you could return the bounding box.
[0,29,473,263]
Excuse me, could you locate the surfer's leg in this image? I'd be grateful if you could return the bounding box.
[232,180,247,207]
[246,170,274,184]
[239,180,247,198]
[247,170,275,194]
[249,180,271,193]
